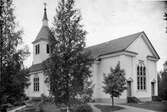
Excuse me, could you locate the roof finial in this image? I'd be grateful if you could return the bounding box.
[44,2,47,10]
[43,2,48,21]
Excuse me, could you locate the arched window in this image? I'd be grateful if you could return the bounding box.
[34,76,39,92]
[35,44,40,55]
[137,62,146,90]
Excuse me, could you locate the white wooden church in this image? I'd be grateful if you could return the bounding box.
[26,6,160,103]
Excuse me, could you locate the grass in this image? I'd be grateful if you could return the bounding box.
[40,103,76,112]
[95,105,124,112]
[40,103,93,112]
[40,103,61,112]
[126,101,167,112]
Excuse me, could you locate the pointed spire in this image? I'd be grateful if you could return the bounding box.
[42,2,48,26]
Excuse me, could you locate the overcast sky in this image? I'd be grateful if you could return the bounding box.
[13,0,167,71]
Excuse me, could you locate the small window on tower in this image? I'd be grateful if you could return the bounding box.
[35,44,40,55]
[46,44,49,53]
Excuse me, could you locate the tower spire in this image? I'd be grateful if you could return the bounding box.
[42,2,48,26]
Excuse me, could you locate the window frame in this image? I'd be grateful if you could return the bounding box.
[137,62,146,90]
[35,44,40,55]
[33,76,40,92]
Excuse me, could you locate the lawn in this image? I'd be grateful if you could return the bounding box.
[39,103,91,112]
[40,103,61,112]
[95,105,124,112]
[126,101,167,112]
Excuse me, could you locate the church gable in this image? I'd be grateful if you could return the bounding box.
[126,32,160,59]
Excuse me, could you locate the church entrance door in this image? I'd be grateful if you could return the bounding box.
[127,81,132,97]
[151,82,155,96]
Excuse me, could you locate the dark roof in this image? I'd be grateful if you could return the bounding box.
[85,31,142,58]
[32,26,51,44]
[29,63,43,72]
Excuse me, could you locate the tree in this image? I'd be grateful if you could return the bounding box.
[164,12,167,33]
[0,0,30,105]
[43,0,93,111]
[163,60,167,71]
[79,79,94,104]
[158,61,167,100]
[103,62,126,106]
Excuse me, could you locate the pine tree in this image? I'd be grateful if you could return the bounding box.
[0,0,30,105]
[43,0,93,110]
[103,62,126,106]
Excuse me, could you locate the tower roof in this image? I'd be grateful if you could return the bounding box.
[32,3,50,44]
[32,26,51,44]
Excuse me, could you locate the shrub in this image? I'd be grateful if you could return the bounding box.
[152,96,162,102]
[74,104,93,112]
[24,96,29,101]
[127,97,141,103]
[41,94,48,103]
[40,94,55,104]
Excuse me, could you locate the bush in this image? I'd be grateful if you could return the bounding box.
[127,97,141,103]
[40,94,55,104]
[74,104,93,112]
[24,96,29,101]
[152,96,162,102]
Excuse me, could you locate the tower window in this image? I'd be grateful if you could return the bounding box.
[33,77,39,92]
[137,62,146,90]
[46,44,49,53]
[35,44,40,55]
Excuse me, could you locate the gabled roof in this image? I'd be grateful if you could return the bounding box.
[30,31,160,73]
[32,26,51,44]
[29,63,43,72]
[85,32,142,58]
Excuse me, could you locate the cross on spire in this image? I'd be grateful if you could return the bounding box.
[43,2,48,21]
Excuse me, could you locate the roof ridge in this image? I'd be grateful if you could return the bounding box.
[86,31,143,49]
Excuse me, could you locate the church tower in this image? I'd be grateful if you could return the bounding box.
[32,3,50,65]
[26,4,51,98]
